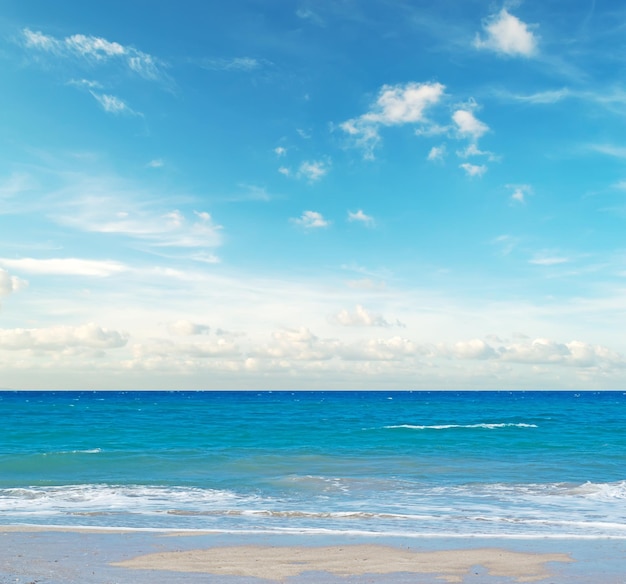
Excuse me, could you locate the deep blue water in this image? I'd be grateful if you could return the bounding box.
[1,390,625,537]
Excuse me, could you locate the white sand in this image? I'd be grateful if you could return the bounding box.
[113,544,573,583]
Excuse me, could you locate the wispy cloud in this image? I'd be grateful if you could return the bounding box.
[529,254,569,266]
[168,320,210,336]
[0,257,129,277]
[199,57,267,72]
[474,9,538,57]
[498,88,570,104]
[46,173,224,256]
[21,28,165,80]
[427,145,446,162]
[590,144,626,159]
[90,92,140,116]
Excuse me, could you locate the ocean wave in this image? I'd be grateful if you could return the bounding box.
[384,423,538,430]
[42,448,102,456]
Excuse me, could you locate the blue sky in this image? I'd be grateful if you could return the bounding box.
[1,0,626,389]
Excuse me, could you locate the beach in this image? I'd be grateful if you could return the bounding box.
[3,526,626,583]
[2,392,626,582]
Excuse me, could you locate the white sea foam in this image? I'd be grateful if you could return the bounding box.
[384,423,538,430]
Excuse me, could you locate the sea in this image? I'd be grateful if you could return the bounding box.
[1,390,625,539]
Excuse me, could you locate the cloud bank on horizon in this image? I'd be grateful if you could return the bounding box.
[1,0,625,389]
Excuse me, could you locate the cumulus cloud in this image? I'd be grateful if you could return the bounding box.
[21,28,165,80]
[168,320,210,336]
[440,339,497,360]
[460,163,487,177]
[251,327,337,361]
[474,9,538,57]
[0,269,27,296]
[297,160,330,182]
[274,146,287,157]
[452,110,489,141]
[347,210,375,227]
[0,258,128,277]
[339,337,418,361]
[291,210,329,229]
[434,336,624,370]
[341,82,445,158]
[332,305,391,327]
[0,323,128,351]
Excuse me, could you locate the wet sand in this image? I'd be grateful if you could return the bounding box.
[2,526,625,583]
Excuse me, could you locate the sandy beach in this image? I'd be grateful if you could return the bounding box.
[2,526,626,583]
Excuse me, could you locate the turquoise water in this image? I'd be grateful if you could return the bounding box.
[1,390,625,537]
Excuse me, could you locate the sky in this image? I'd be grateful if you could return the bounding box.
[1,0,626,390]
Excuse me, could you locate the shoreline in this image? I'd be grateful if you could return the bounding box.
[3,526,626,583]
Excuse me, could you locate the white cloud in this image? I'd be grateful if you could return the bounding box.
[147,159,164,168]
[22,29,60,52]
[452,110,489,140]
[90,92,140,116]
[427,145,446,162]
[0,323,128,351]
[274,147,287,157]
[168,320,210,336]
[347,209,375,227]
[291,210,330,229]
[442,339,496,360]
[474,9,538,57]
[529,255,569,266]
[68,78,103,89]
[200,57,263,71]
[278,166,290,176]
[339,337,418,361]
[346,278,386,291]
[457,143,498,161]
[297,160,330,182]
[332,305,391,327]
[0,172,38,199]
[54,190,223,252]
[296,7,324,26]
[460,163,487,177]
[501,88,570,104]
[508,184,532,204]
[65,34,125,59]
[251,327,336,361]
[21,28,165,80]
[0,269,27,296]
[341,82,446,158]
[590,144,626,159]
[0,258,128,277]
